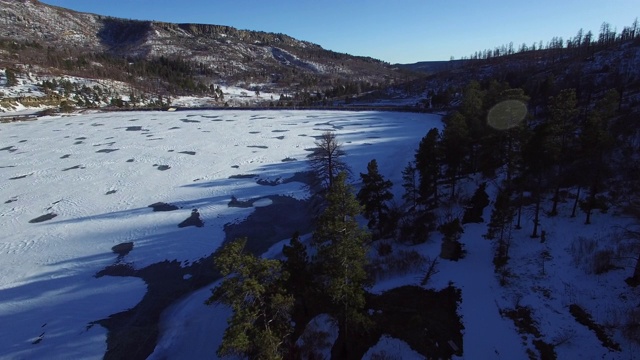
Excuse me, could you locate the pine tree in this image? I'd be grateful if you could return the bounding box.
[579,89,618,224]
[459,81,485,171]
[357,159,394,237]
[462,182,490,224]
[5,68,18,87]
[439,218,464,260]
[486,187,515,268]
[282,232,310,299]
[491,88,530,186]
[441,112,469,199]
[415,128,440,208]
[207,238,293,359]
[401,161,419,210]
[521,123,554,237]
[547,88,579,216]
[312,172,370,344]
[282,232,315,322]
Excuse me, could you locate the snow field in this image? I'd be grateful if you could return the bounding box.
[5,108,635,359]
[0,109,437,359]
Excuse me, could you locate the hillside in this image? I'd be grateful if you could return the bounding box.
[357,32,640,112]
[0,0,417,110]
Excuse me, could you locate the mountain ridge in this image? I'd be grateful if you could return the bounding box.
[0,0,416,102]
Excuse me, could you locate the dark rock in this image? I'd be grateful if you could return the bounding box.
[228,195,253,208]
[112,242,134,257]
[148,202,179,212]
[178,209,204,228]
[229,174,256,179]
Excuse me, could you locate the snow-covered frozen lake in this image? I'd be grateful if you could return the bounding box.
[0,110,440,359]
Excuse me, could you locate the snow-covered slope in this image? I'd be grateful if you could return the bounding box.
[0,0,403,92]
[0,68,285,113]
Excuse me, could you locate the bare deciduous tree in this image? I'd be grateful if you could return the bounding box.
[308,131,349,191]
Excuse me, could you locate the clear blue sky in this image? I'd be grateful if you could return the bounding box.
[40,0,639,63]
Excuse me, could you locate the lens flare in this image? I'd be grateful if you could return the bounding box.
[487,100,528,130]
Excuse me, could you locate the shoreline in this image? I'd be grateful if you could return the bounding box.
[95,194,314,360]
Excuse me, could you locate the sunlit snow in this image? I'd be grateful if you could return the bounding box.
[0,109,438,359]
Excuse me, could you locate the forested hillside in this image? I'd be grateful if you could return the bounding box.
[202,20,640,359]
[0,0,416,109]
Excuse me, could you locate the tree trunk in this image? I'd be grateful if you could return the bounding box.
[531,194,540,238]
[585,204,592,225]
[505,133,513,187]
[531,178,541,238]
[515,189,523,229]
[328,156,334,189]
[450,168,457,201]
[571,186,581,218]
[550,182,561,216]
[585,183,596,225]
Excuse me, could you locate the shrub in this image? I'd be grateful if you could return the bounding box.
[376,242,392,256]
[462,182,490,224]
[297,326,332,360]
[369,351,403,360]
[623,308,640,344]
[569,234,625,275]
[569,236,598,269]
[39,107,58,116]
[497,267,513,287]
[420,257,439,286]
[592,249,615,274]
[59,100,74,113]
[439,218,464,261]
[367,249,426,282]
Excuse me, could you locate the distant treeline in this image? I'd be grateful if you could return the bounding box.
[459,18,639,61]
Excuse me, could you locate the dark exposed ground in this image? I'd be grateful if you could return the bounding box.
[95,193,314,360]
[224,195,314,255]
[95,258,218,360]
[339,285,464,359]
[148,202,179,212]
[94,176,462,359]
